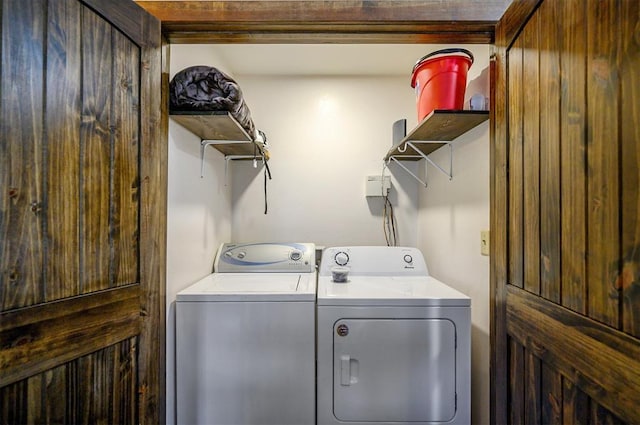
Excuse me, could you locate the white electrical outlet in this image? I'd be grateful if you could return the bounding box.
[365,175,391,197]
[480,230,490,256]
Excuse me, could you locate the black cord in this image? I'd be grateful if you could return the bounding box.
[258,130,271,214]
[383,195,397,246]
[381,165,397,246]
[263,159,271,214]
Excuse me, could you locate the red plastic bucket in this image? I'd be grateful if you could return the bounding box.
[410,48,474,121]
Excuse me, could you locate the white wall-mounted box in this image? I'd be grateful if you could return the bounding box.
[366,175,391,197]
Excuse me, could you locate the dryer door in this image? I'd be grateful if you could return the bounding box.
[333,318,456,422]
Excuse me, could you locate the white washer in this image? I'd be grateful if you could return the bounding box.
[317,246,471,425]
[176,242,316,425]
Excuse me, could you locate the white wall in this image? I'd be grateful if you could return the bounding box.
[230,75,419,247]
[166,47,234,424]
[416,44,490,424]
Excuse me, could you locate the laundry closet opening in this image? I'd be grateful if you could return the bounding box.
[166,42,491,425]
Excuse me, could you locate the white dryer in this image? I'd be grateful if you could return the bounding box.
[176,242,316,425]
[317,246,471,425]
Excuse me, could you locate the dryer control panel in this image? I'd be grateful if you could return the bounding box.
[215,242,316,273]
[320,246,428,276]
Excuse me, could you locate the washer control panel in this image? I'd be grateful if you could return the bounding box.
[215,242,315,273]
[320,246,428,276]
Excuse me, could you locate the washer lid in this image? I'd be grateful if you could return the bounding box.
[177,273,316,302]
[317,276,470,306]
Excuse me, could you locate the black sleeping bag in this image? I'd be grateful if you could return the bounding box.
[169,65,256,139]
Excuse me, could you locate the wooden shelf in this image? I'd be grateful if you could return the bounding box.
[384,110,489,161]
[170,110,266,157]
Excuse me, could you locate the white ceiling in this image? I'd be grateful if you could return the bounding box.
[198,44,484,77]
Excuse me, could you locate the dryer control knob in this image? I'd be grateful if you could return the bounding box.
[334,251,349,266]
[403,254,413,264]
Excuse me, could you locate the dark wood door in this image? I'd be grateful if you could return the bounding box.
[492,0,640,423]
[0,0,165,423]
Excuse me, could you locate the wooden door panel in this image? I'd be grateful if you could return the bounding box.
[0,0,163,422]
[506,286,640,424]
[506,290,638,424]
[0,0,46,310]
[620,0,640,338]
[2,0,142,304]
[0,285,140,385]
[0,338,137,424]
[493,0,640,423]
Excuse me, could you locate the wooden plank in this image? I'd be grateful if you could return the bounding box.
[83,0,148,45]
[135,1,505,44]
[538,0,561,304]
[508,36,524,289]
[137,9,165,424]
[522,11,540,296]
[492,3,543,424]
[560,0,588,314]
[114,338,137,425]
[506,285,640,424]
[591,402,625,425]
[492,0,541,49]
[169,111,252,142]
[165,31,495,45]
[45,0,82,301]
[170,111,270,157]
[620,0,640,337]
[0,341,135,425]
[26,374,42,424]
[509,338,525,425]
[44,367,68,424]
[0,285,141,387]
[0,380,27,424]
[135,1,511,25]
[586,0,620,328]
[111,28,140,287]
[384,111,489,160]
[490,43,509,425]
[0,0,46,310]
[541,363,563,424]
[54,343,135,424]
[80,7,113,293]
[563,379,590,425]
[524,351,541,424]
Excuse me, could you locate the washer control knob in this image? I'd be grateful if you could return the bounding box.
[290,250,302,261]
[403,254,413,264]
[237,251,246,259]
[334,251,349,266]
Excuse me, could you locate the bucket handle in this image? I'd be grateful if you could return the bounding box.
[412,48,474,73]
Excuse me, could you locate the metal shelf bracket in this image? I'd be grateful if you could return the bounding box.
[387,141,453,187]
[200,139,264,178]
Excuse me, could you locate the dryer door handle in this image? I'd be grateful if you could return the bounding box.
[340,355,351,386]
[340,355,359,386]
